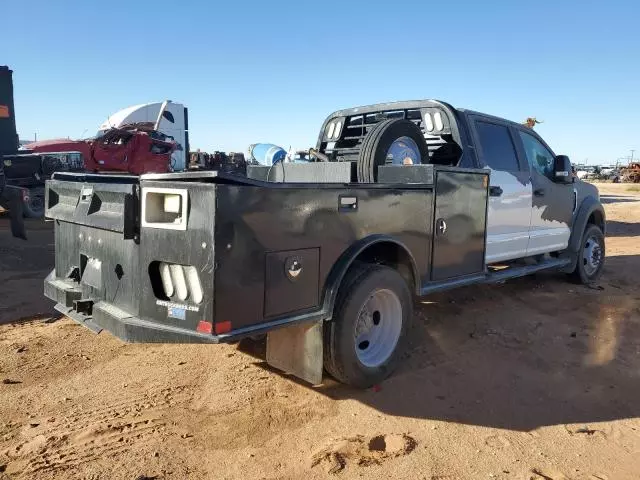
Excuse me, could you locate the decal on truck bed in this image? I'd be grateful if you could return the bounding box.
[168,306,187,320]
[155,299,199,312]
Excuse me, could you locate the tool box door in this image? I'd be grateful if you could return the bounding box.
[431,169,488,281]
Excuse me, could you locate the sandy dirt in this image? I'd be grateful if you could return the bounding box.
[0,183,639,480]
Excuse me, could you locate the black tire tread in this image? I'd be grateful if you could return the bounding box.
[323,262,380,383]
[323,263,412,387]
[357,120,396,183]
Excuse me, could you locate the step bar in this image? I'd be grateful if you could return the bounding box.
[420,257,571,296]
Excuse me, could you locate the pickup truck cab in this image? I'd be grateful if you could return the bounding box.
[43,99,605,388]
[469,111,599,266]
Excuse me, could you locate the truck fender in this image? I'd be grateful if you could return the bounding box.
[320,234,420,321]
[560,196,605,273]
[568,196,606,253]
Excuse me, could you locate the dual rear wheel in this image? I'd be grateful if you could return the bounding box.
[323,264,412,388]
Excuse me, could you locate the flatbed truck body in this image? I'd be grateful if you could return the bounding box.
[43,99,606,387]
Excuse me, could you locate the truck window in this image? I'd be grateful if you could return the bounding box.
[475,121,519,172]
[518,131,554,177]
[162,111,175,123]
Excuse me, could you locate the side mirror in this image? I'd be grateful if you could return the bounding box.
[553,155,573,184]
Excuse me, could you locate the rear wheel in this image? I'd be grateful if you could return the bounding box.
[570,224,605,284]
[324,263,412,388]
[23,191,44,218]
[357,119,429,183]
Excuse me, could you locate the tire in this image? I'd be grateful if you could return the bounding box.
[22,190,44,218]
[570,224,605,284]
[324,263,412,388]
[357,119,429,183]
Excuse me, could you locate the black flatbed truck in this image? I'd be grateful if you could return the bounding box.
[43,100,605,387]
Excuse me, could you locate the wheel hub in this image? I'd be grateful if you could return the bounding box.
[354,288,403,368]
[583,235,602,276]
[385,137,421,166]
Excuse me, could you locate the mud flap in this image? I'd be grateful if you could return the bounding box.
[266,320,323,385]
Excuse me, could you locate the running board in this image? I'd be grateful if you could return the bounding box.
[484,257,571,284]
[419,257,571,296]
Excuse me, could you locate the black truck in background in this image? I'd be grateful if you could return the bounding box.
[0,65,82,234]
[43,99,606,388]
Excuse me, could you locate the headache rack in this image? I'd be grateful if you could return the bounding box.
[318,104,461,165]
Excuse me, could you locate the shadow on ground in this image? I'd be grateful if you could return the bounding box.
[242,254,640,432]
[605,220,640,237]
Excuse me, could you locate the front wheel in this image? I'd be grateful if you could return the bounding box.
[570,224,605,284]
[324,264,412,388]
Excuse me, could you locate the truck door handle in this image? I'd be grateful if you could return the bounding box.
[534,188,545,197]
[489,186,503,197]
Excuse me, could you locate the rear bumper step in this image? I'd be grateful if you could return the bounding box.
[45,275,220,344]
[53,301,221,344]
[45,274,326,345]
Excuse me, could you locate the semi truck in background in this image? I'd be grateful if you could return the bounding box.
[27,100,189,173]
[95,100,189,172]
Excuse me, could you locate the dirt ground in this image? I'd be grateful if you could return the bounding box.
[0,183,639,480]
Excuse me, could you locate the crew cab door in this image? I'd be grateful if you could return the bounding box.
[470,116,532,263]
[514,128,573,255]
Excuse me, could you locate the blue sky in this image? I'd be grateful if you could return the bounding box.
[2,0,639,164]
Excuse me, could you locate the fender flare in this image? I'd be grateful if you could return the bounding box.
[560,196,605,273]
[568,196,606,253]
[320,234,420,320]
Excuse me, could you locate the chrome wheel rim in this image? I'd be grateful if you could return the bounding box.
[354,289,403,368]
[385,136,421,165]
[583,235,603,277]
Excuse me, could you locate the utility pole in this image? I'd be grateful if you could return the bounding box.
[631,150,635,163]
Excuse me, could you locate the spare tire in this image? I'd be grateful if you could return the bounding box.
[357,119,429,183]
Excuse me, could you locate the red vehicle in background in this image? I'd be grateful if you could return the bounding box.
[26,123,179,175]
[26,98,187,175]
